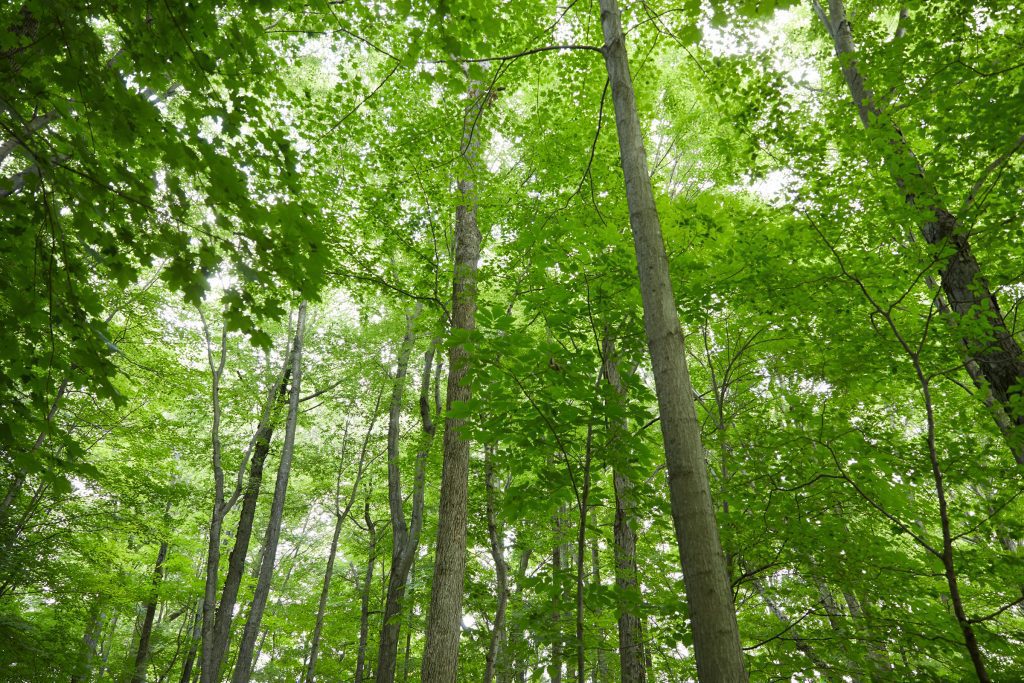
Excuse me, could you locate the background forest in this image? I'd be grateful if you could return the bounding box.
[1,0,1022,681]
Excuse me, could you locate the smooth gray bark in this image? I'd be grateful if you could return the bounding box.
[230,302,307,683]
[598,0,747,680]
[375,316,439,683]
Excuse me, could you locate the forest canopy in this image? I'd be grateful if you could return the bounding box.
[1,0,1022,681]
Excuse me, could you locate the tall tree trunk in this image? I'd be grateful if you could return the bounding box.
[131,515,171,683]
[551,515,564,683]
[356,500,378,683]
[71,598,107,683]
[598,2,749,679]
[483,449,508,683]
[230,302,308,683]
[507,545,532,683]
[420,80,484,683]
[603,342,645,683]
[589,539,608,683]
[574,429,594,683]
[198,314,229,683]
[207,358,292,679]
[306,416,375,683]
[303,510,343,683]
[376,320,438,683]
[179,599,202,683]
[813,0,1024,464]
[598,1,747,680]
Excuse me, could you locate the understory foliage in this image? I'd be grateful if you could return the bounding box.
[1,0,1022,681]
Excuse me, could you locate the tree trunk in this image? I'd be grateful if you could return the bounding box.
[598,1,747,679]
[356,500,378,683]
[376,322,438,683]
[71,598,107,683]
[179,599,202,683]
[589,539,608,683]
[574,430,594,683]
[603,343,645,683]
[207,358,292,678]
[132,506,172,683]
[483,449,508,683]
[303,511,343,683]
[508,545,532,683]
[815,0,1024,465]
[420,80,484,683]
[230,301,307,683]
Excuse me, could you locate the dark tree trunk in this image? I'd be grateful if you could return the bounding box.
[356,501,378,683]
[814,0,1024,465]
[207,359,292,678]
[230,302,308,683]
[132,508,171,683]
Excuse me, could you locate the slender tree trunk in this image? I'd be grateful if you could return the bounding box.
[230,302,307,683]
[376,313,439,683]
[420,80,484,683]
[814,0,1024,464]
[507,546,532,683]
[132,523,171,683]
[179,600,202,683]
[356,501,378,683]
[598,1,747,679]
[96,612,120,682]
[603,343,646,683]
[551,515,564,683]
[483,450,508,683]
[574,430,594,683]
[198,316,229,683]
[401,559,417,683]
[207,358,292,678]
[71,598,107,683]
[303,511,343,683]
[589,539,608,683]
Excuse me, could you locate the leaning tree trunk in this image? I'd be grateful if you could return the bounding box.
[420,80,484,683]
[131,504,172,683]
[814,0,1024,465]
[207,357,292,679]
[179,599,203,683]
[598,1,747,679]
[230,302,307,683]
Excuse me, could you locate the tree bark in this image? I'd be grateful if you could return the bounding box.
[178,599,203,683]
[230,302,308,683]
[131,510,171,683]
[71,598,107,683]
[815,0,1024,465]
[420,79,484,683]
[598,1,747,680]
[376,318,439,683]
[206,358,292,679]
[603,342,646,683]
[356,500,378,683]
[483,449,508,683]
[304,508,343,683]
